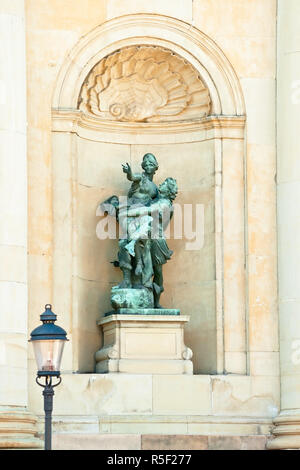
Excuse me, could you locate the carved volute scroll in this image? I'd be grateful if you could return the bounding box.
[78,46,211,122]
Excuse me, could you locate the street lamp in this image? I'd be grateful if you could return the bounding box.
[29,304,68,450]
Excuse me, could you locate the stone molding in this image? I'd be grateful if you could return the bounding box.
[52,111,245,143]
[0,409,42,449]
[36,412,273,438]
[267,412,300,450]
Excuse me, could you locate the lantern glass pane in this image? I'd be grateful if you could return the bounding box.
[32,339,65,372]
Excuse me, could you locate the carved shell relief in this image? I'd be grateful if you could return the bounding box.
[78,46,211,123]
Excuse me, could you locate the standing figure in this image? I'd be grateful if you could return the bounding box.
[126,177,178,307]
[118,153,159,288]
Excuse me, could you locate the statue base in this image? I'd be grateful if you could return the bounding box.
[110,287,154,309]
[95,312,193,375]
[105,308,180,317]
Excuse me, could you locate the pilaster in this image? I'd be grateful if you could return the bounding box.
[0,0,40,448]
[268,0,300,450]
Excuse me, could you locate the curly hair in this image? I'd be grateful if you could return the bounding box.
[159,177,178,199]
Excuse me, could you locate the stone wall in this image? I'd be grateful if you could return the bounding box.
[22,0,280,444]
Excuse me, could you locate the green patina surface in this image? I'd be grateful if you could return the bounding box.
[99,154,178,313]
[105,308,180,317]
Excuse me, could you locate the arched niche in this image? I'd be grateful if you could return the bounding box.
[51,14,246,375]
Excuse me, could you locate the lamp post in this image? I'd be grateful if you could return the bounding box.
[29,304,68,450]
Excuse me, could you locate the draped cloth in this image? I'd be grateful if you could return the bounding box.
[151,238,173,266]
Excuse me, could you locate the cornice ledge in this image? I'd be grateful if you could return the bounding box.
[52,109,246,135]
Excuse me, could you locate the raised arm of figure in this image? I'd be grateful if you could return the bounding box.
[122,163,141,182]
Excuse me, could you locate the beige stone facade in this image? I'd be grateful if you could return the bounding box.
[0,0,299,450]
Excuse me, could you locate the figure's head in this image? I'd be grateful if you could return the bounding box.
[141,153,159,175]
[159,177,178,201]
[100,195,119,215]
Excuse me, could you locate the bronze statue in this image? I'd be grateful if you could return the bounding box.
[98,154,177,310]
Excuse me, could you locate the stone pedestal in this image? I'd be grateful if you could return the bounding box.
[95,313,193,374]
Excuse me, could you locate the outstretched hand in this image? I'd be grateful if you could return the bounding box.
[122,162,132,175]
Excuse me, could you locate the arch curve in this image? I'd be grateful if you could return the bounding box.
[52,14,245,117]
